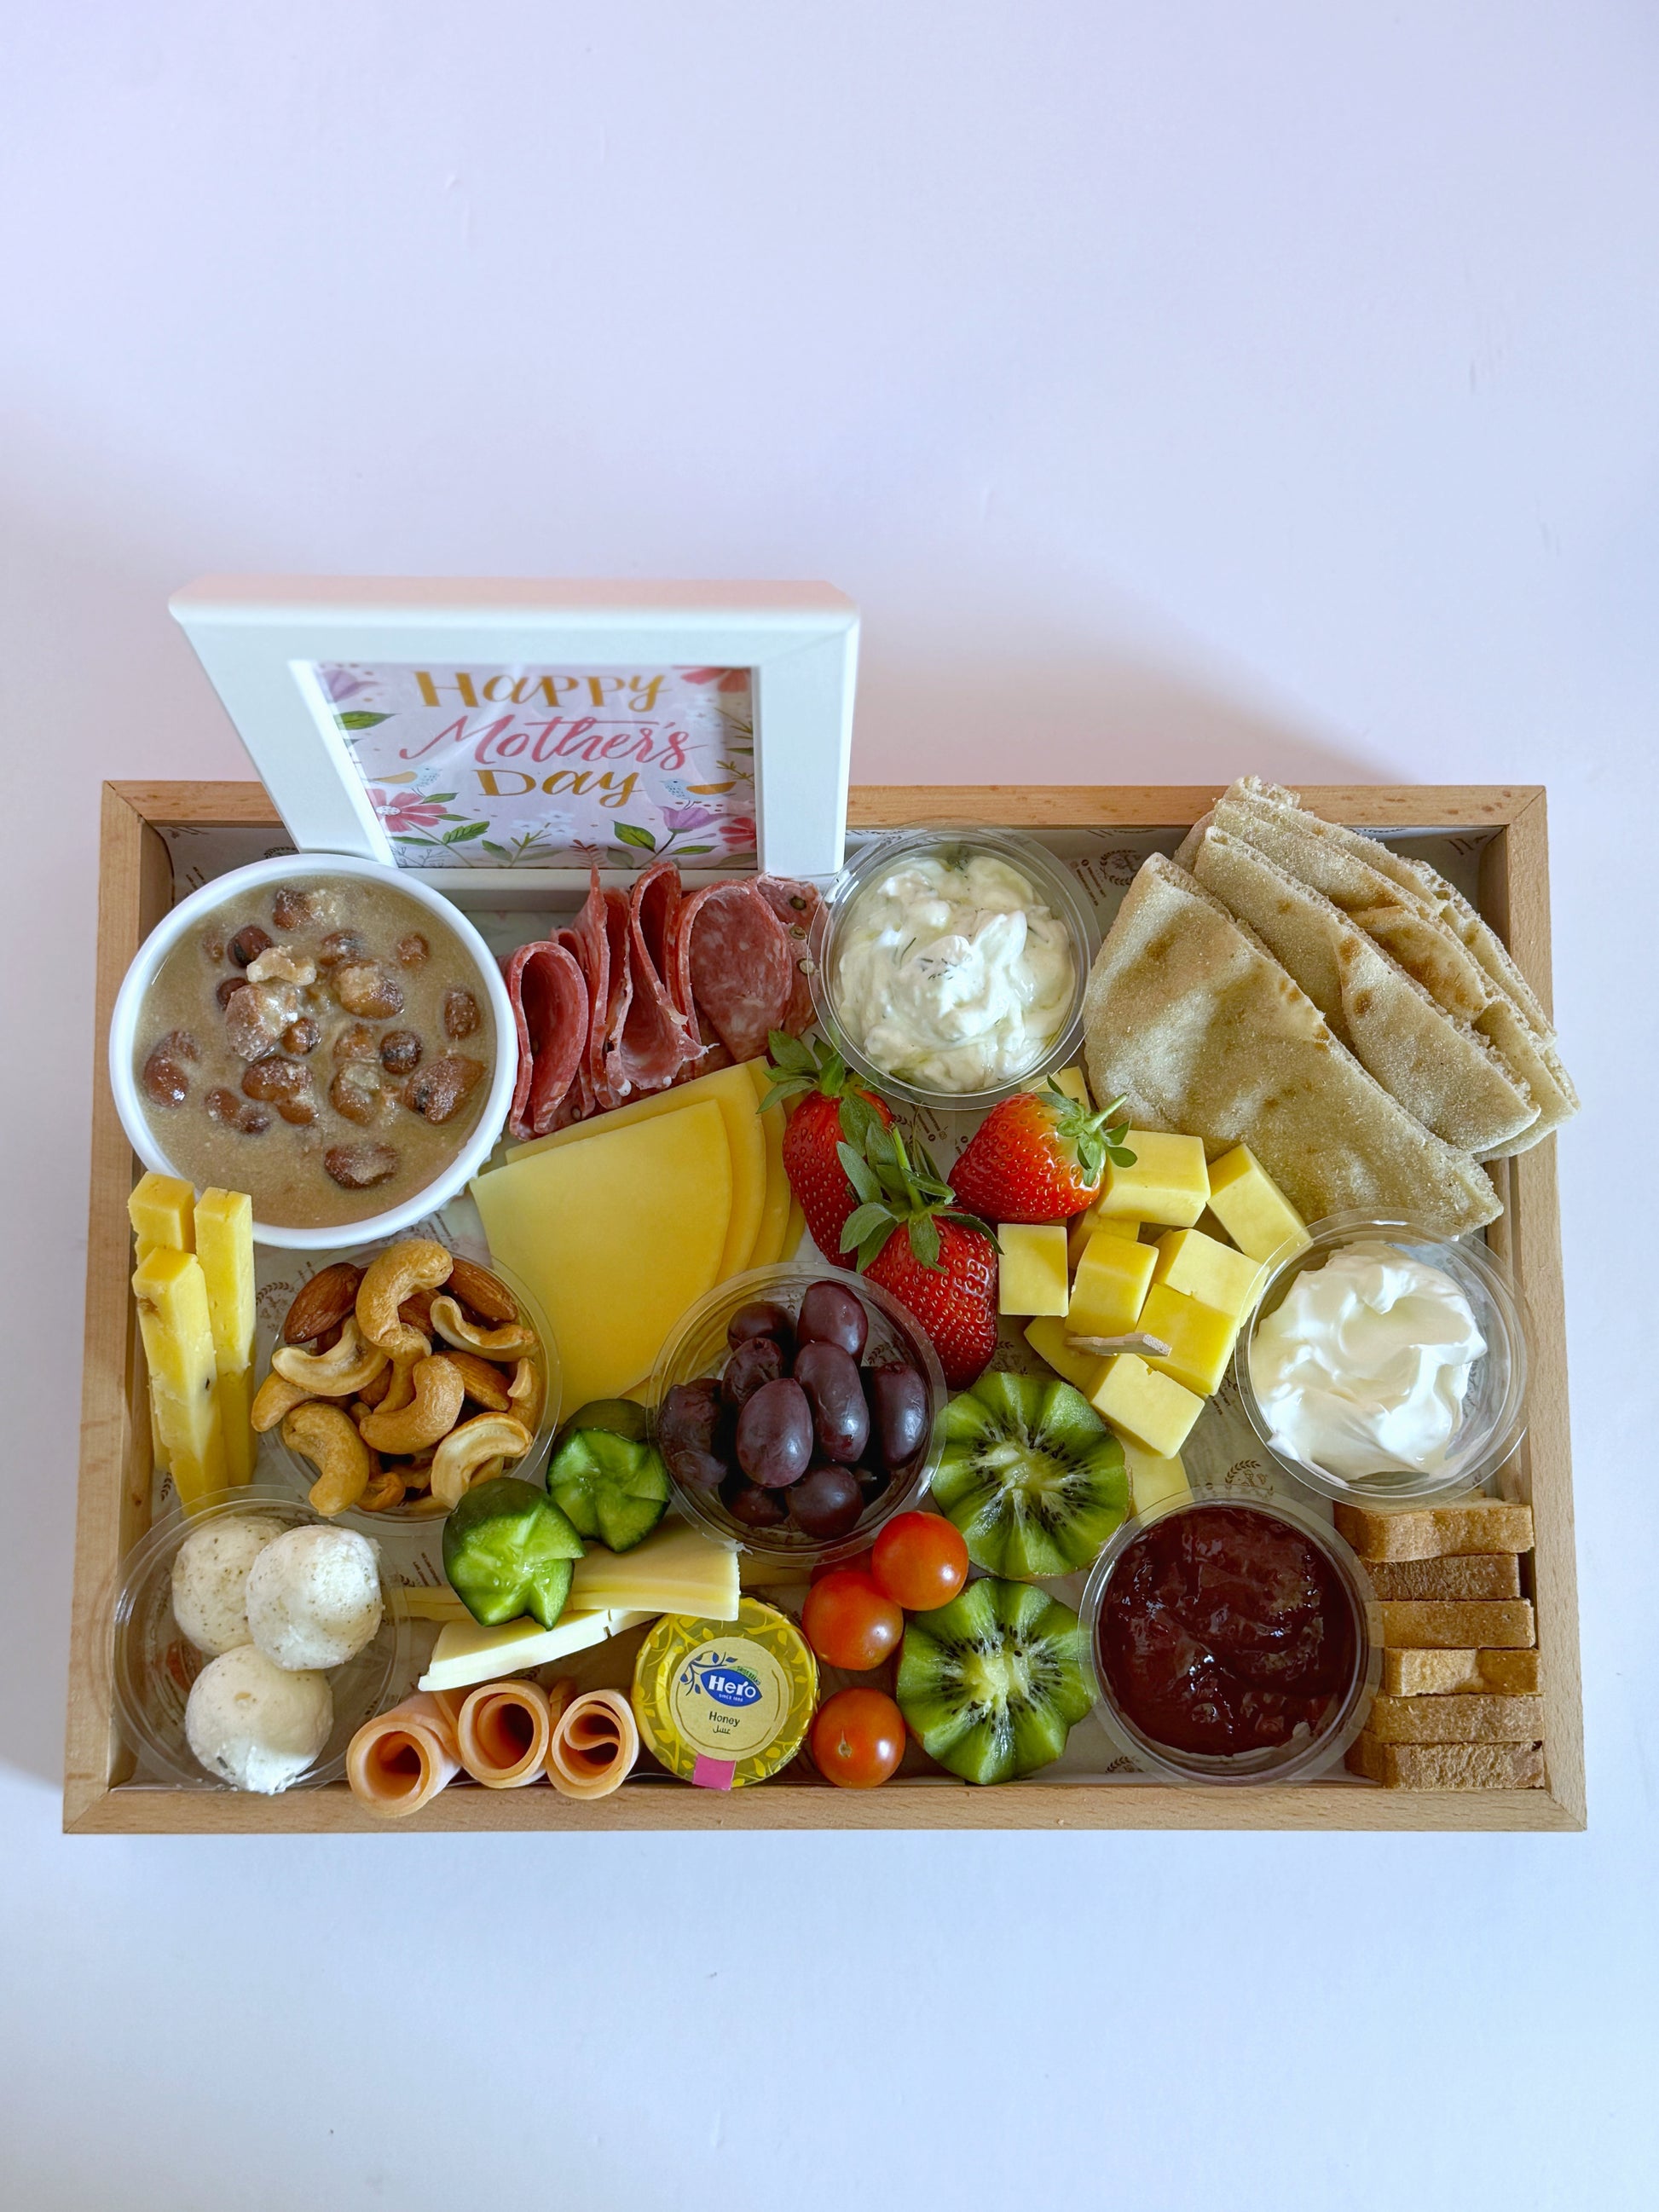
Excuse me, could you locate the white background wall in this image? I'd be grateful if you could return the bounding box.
[3,6,1656,2206]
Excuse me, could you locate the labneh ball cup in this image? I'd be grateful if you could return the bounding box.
[184,1645,333,1794]
[171,1513,290,1655]
[246,1526,384,1671]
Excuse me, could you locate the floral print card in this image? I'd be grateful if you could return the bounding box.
[312,660,758,869]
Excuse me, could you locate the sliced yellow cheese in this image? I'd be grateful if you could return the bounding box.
[1121,1437,1191,1516]
[1097,1129,1210,1228]
[474,1100,733,1408]
[1068,1233,1156,1337]
[506,1057,766,1281]
[416,1608,655,1694]
[1025,1316,1108,1398]
[782,1196,806,1262]
[131,1248,226,1511]
[193,1189,257,1487]
[997,1223,1071,1316]
[1050,1065,1090,1107]
[1137,1283,1240,1397]
[745,1060,791,1270]
[212,1366,257,1487]
[128,1171,196,1262]
[1204,1144,1310,1265]
[1068,1206,1142,1271]
[1151,1227,1263,1321]
[569,1518,740,1620]
[1089,1354,1205,1458]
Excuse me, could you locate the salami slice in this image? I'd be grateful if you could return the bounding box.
[503,939,589,1140]
[679,881,795,1064]
[552,926,597,1122]
[595,886,635,1105]
[570,873,614,1106]
[754,875,823,1036]
[610,861,698,1096]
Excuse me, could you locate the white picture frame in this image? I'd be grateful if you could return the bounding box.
[169,576,859,891]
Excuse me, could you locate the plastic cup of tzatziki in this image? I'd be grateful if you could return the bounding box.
[809,826,1101,1114]
[1234,1214,1530,1507]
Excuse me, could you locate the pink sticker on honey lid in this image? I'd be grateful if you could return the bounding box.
[691,1753,737,1791]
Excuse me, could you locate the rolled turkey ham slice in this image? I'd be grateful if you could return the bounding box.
[456,1678,552,1788]
[544,1682,640,1800]
[345,1690,462,1818]
[677,881,795,1063]
[504,939,589,1140]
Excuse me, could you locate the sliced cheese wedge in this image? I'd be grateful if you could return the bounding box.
[569,1518,740,1620]
[504,1058,766,1280]
[473,1100,733,1407]
[417,1608,656,1694]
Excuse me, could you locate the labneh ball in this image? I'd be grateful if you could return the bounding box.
[171,1514,289,1656]
[184,1645,332,1793]
[246,1526,384,1671]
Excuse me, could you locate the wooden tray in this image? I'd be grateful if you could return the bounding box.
[66,782,1584,1833]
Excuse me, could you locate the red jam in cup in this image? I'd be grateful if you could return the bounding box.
[1097,1503,1358,1758]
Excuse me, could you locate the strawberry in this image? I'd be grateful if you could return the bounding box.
[762,1031,894,1270]
[839,1119,1000,1387]
[948,1080,1135,1223]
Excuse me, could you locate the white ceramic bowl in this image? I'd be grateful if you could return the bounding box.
[109,854,516,1250]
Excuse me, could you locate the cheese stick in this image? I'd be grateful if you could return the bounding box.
[345,1691,463,1817]
[456,1679,552,1789]
[544,1684,639,1800]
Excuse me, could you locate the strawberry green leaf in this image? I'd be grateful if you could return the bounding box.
[840,1200,893,1251]
[835,1142,883,1205]
[906,1213,942,1270]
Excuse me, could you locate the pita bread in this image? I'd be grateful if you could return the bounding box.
[1188,826,1538,1156]
[1191,779,1575,1153]
[1081,857,1501,1239]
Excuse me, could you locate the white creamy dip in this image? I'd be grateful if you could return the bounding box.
[1249,1241,1485,1479]
[831,852,1075,1093]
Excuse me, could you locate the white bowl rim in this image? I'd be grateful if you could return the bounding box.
[108,852,516,1250]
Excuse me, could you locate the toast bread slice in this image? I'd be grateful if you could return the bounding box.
[1346,1735,1545,1789]
[1366,1693,1544,1743]
[1333,1499,1534,1561]
[1379,1600,1535,1649]
[1365,1554,1521,1602]
[1381,1648,1540,1695]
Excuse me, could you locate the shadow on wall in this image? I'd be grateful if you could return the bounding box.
[849,639,1384,790]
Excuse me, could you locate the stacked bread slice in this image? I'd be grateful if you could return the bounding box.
[1338,1499,1544,1788]
[1081,778,1576,1241]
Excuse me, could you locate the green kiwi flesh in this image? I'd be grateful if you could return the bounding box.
[896,1576,1095,1784]
[930,1371,1128,1577]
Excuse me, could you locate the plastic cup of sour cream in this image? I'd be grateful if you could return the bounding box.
[809,826,1101,1113]
[1234,1214,1529,1506]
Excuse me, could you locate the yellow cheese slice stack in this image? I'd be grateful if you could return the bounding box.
[131,1247,228,1510]
[473,1100,734,1408]
[194,1188,257,1486]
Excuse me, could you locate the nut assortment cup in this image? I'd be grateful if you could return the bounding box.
[266,1245,561,1532]
[1078,1487,1382,1787]
[108,853,518,1250]
[109,1488,412,1790]
[649,1264,947,1569]
[1234,1213,1529,1508]
[807,825,1101,1115]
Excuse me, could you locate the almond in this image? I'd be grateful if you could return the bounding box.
[282,1261,366,1345]
[443,1349,515,1412]
[447,1256,518,1327]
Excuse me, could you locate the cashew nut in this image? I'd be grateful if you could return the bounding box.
[379,1350,422,1418]
[358,1354,466,1454]
[283,1401,373,1516]
[356,1239,454,1356]
[356,1360,393,1408]
[252,1371,312,1434]
[359,1469,407,1513]
[430,1412,533,1510]
[506,1356,544,1435]
[430,1294,535,1362]
[445,1349,513,1412]
[271,1316,390,1398]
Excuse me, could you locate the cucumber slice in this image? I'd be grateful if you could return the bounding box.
[546,1429,671,1553]
[442,1475,585,1629]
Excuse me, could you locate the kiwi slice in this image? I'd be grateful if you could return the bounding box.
[897,1577,1094,1784]
[930,1372,1129,1578]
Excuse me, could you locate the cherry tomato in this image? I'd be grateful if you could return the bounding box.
[801,1569,904,1671]
[812,1688,905,1788]
[870,1512,970,1612]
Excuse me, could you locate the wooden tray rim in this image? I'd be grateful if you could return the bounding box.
[66,781,1583,1834]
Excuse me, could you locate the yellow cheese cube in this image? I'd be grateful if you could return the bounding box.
[1152,1228,1263,1322]
[1096,1129,1210,1228]
[1025,1317,1108,1398]
[1049,1065,1090,1107]
[1089,1354,1205,1458]
[1137,1283,1240,1397]
[132,1249,227,1510]
[128,1171,195,1262]
[997,1224,1071,1316]
[1067,1204,1142,1270]
[1121,1437,1192,1516]
[1203,1144,1309,1264]
[1067,1233,1156,1338]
